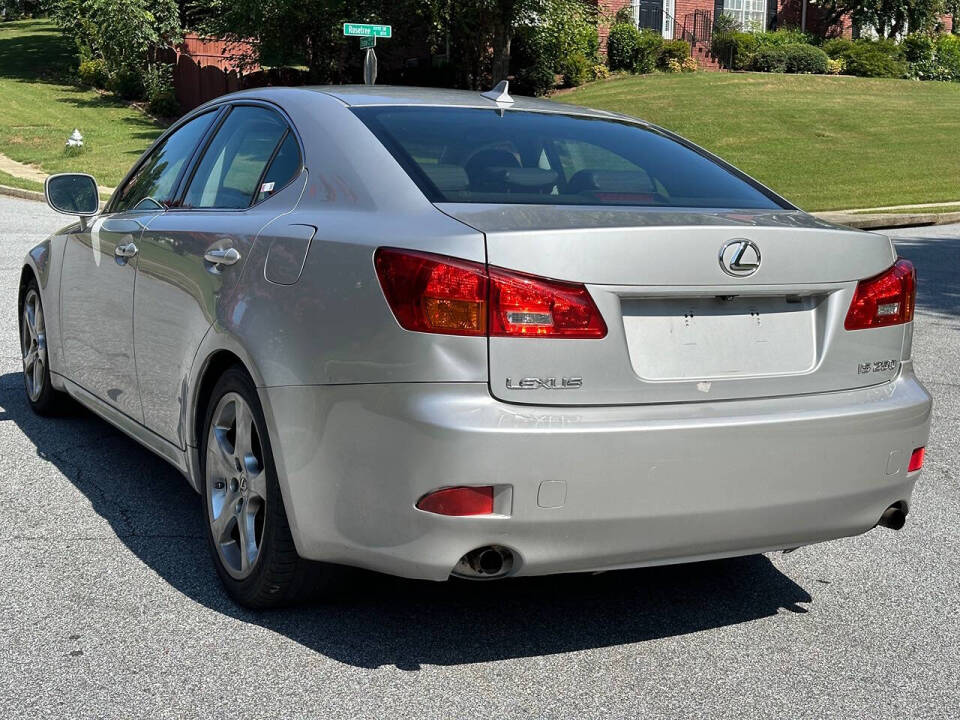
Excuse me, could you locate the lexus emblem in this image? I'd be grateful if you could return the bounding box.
[719,239,761,277]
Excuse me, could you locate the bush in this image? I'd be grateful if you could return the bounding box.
[607,23,663,73]
[77,58,109,88]
[681,56,698,72]
[108,67,144,99]
[665,58,682,72]
[143,62,178,116]
[783,43,829,73]
[751,45,787,72]
[513,62,556,96]
[843,40,907,78]
[613,5,634,24]
[903,33,935,65]
[823,37,854,60]
[635,28,664,73]
[755,28,816,47]
[712,31,758,70]
[561,51,591,87]
[826,57,845,74]
[934,34,960,81]
[658,39,690,69]
[607,22,640,72]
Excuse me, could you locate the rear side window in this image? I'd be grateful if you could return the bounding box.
[112,110,216,212]
[183,105,295,209]
[352,107,785,210]
[257,132,302,204]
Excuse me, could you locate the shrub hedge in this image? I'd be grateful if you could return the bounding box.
[783,43,829,74]
[658,39,691,70]
[750,45,787,72]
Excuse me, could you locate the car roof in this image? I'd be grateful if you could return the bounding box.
[227,84,641,123]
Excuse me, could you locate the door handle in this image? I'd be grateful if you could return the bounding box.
[204,247,241,267]
[115,242,138,259]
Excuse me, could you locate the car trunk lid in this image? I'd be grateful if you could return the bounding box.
[438,204,906,405]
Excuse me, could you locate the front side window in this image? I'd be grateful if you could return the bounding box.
[112,111,216,212]
[353,107,785,210]
[182,106,293,209]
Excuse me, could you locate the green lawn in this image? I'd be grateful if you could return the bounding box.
[0,19,163,188]
[0,168,42,192]
[560,73,960,211]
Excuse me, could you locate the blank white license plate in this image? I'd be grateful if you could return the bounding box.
[622,296,818,381]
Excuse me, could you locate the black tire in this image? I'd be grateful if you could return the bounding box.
[200,365,339,608]
[18,279,67,416]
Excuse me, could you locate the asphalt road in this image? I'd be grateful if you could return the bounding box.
[1,194,958,719]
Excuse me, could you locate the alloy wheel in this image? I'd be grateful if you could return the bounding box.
[205,392,268,579]
[21,289,47,403]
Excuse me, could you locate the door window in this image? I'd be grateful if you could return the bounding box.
[112,111,217,212]
[182,106,294,209]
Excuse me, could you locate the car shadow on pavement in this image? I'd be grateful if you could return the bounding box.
[1,370,813,670]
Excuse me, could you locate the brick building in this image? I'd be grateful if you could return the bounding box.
[596,0,954,65]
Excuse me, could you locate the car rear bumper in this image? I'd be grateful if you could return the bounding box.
[259,368,932,581]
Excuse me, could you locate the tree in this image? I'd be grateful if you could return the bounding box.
[811,0,946,36]
[49,0,181,68]
[191,0,446,83]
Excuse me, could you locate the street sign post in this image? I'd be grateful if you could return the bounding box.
[343,23,392,86]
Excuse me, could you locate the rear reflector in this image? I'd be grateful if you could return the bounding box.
[416,486,494,516]
[845,259,916,331]
[374,248,607,338]
[908,447,925,473]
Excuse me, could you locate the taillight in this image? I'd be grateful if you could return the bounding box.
[374,248,488,336]
[489,267,607,338]
[374,248,606,339]
[845,259,916,331]
[416,486,494,516]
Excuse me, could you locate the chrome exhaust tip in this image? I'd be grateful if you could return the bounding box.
[452,546,515,579]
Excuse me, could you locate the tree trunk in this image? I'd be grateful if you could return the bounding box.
[491,21,512,83]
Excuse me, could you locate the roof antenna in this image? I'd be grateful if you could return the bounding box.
[481,80,514,105]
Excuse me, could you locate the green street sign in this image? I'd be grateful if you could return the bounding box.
[360,36,376,49]
[343,23,392,38]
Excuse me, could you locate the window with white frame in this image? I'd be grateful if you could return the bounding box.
[723,0,767,31]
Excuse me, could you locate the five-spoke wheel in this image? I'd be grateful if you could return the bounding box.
[205,392,268,579]
[201,366,334,607]
[21,287,47,403]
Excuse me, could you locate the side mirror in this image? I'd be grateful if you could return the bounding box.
[44,173,100,219]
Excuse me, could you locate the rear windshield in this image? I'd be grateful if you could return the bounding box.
[352,107,786,210]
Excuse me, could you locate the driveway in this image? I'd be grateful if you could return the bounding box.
[1,195,958,719]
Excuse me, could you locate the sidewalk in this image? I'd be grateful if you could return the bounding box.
[0,152,116,200]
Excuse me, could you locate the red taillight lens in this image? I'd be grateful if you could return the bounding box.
[374,248,488,336]
[908,447,925,473]
[489,267,607,338]
[845,259,916,331]
[416,486,494,516]
[374,248,607,339]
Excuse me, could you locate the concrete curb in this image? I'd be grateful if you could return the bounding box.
[813,210,960,231]
[0,184,45,203]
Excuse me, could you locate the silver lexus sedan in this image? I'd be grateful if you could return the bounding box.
[21,85,932,608]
